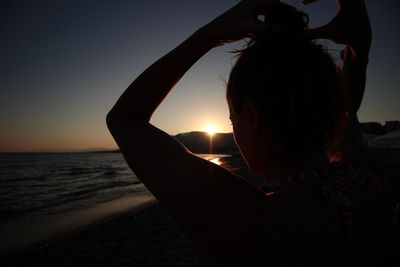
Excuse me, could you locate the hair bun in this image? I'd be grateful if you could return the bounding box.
[264,3,309,32]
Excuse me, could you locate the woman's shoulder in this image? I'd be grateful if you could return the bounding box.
[339,164,398,264]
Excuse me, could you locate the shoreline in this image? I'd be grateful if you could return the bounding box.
[0,153,232,257]
[1,154,246,266]
[0,189,157,256]
[2,149,399,266]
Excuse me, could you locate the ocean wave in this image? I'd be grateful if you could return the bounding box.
[2,164,26,170]
[0,175,49,183]
[62,167,94,176]
[100,170,119,178]
[108,180,133,188]
[63,188,96,198]
[0,152,140,221]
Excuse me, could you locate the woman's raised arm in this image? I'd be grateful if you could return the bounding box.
[106,0,279,225]
[107,0,278,123]
[304,0,372,112]
[304,0,373,166]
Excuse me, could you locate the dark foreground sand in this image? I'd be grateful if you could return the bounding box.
[3,203,199,267]
[2,149,400,266]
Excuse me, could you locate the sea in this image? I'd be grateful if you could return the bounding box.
[0,152,228,253]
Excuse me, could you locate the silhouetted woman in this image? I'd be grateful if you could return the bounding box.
[107,0,397,265]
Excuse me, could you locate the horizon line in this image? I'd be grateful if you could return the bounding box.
[0,131,235,153]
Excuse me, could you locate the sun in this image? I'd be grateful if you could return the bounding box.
[205,125,218,136]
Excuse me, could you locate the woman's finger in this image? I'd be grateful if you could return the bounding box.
[302,0,319,5]
[304,25,329,40]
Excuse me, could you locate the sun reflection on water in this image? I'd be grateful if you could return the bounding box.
[210,158,222,165]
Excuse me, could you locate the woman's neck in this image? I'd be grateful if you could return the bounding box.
[262,150,330,184]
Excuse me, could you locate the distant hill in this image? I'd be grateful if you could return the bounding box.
[174,131,238,154]
[101,131,238,154]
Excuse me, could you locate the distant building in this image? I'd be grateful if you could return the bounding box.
[385,120,400,133]
[360,122,384,135]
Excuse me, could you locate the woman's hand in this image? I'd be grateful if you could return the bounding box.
[199,0,281,47]
[303,0,372,59]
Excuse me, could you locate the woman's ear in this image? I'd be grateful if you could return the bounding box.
[242,101,261,134]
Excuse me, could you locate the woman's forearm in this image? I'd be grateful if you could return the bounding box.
[107,28,217,122]
[107,1,278,124]
[346,0,372,63]
[341,0,372,113]
[341,45,369,113]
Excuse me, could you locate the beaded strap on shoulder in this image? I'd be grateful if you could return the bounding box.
[259,163,385,245]
[345,164,385,189]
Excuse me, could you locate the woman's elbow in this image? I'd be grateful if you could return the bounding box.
[106,109,120,132]
[106,109,149,134]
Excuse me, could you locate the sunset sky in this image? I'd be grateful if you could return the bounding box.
[1,0,399,152]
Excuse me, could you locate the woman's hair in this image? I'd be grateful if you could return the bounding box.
[227,3,345,160]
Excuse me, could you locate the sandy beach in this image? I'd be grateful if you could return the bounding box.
[1,153,264,266]
[2,150,399,266]
[3,203,199,266]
